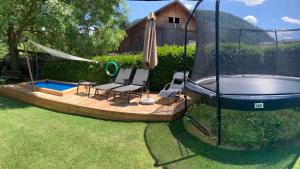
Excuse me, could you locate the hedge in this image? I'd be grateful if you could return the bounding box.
[43,45,195,92]
[203,43,300,76]
[185,104,300,149]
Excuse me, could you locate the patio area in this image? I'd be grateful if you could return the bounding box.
[0,83,190,121]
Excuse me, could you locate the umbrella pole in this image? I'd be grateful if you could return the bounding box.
[147,67,151,99]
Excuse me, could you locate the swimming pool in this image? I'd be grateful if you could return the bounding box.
[35,80,77,91]
[33,80,79,96]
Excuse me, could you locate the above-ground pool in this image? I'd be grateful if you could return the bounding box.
[35,81,77,91]
[33,80,78,96]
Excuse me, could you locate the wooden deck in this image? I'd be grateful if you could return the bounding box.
[0,83,191,122]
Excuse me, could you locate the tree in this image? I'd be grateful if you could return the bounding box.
[0,0,128,71]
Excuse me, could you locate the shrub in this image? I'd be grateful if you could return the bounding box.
[151,45,195,91]
[185,103,300,149]
[201,42,300,76]
[43,45,195,91]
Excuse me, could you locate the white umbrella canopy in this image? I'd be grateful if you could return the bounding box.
[143,12,158,69]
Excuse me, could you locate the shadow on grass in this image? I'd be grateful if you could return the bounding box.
[144,119,300,168]
[0,96,31,110]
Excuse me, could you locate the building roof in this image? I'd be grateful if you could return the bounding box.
[127,0,194,31]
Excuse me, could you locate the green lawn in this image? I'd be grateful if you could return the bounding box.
[295,158,300,169]
[145,122,299,169]
[0,96,155,169]
[0,96,299,169]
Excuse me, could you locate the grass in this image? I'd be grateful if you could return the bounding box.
[0,96,299,169]
[145,122,300,169]
[295,158,300,169]
[0,96,155,169]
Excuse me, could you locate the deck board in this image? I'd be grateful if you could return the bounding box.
[0,84,191,121]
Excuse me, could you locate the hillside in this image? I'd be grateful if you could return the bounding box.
[196,10,274,44]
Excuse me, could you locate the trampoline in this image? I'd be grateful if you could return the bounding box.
[185,75,300,111]
[182,0,300,146]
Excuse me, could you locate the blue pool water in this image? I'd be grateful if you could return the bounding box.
[34,80,77,91]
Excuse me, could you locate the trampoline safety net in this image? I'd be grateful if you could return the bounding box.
[185,0,300,148]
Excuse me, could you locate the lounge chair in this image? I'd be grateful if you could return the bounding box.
[94,68,132,99]
[112,69,149,103]
[158,72,189,100]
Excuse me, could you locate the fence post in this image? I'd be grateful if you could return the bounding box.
[238,29,242,56]
[274,29,278,75]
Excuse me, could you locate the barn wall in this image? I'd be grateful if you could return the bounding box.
[119,2,197,53]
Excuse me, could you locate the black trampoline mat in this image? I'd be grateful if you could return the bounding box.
[197,75,300,95]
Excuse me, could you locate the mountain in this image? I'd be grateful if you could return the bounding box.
[196,10,274,45]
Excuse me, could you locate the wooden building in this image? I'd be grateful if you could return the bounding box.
[119,0,197,52]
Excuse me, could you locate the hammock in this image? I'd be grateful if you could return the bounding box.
[29,41,93,62]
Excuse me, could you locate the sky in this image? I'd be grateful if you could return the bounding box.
[126,0,300,39]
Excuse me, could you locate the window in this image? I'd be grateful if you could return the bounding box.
[169,17,174,23]
[175,18,180,24]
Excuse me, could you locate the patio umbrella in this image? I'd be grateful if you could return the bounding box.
[140,12,157,105]
[143,12,158,69]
